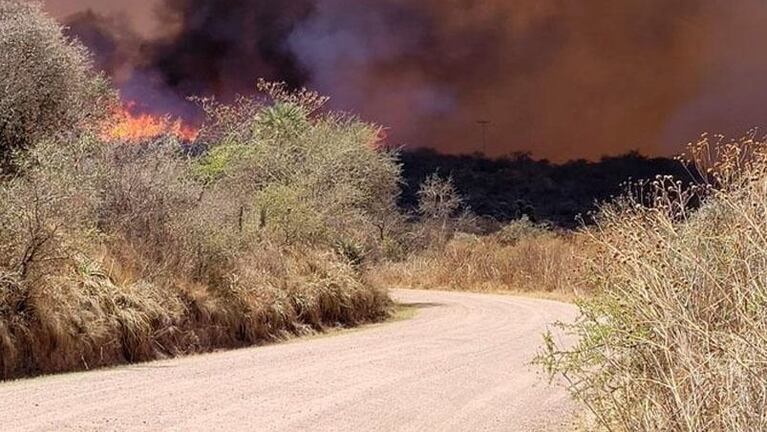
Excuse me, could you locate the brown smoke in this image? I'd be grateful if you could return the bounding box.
[44,0,767,160]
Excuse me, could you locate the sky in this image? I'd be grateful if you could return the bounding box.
[43,0,767,161]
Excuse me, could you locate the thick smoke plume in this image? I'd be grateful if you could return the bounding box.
[45,0,767,160]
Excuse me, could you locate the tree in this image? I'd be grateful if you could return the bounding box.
[417,173,462,221]
[0,0,112,172]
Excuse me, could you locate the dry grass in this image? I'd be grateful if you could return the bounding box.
[539,132,767,431]
[0,248,389,379]
[368,220,581,300]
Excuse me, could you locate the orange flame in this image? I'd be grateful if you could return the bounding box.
[103,102,199,142]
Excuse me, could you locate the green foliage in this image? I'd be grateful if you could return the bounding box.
[254,184,327,245]
[194,144,254,183]
[255,102,311,138]
[196,91,402,252]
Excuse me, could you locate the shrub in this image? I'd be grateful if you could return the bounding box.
[0,0,112,172]
[0,2,400,379]
[417,173,462,221]
[195,85,402,252]
[0,72,399,378]
[409,173,477,248]
[0,128,395,379]
[494,216,551,246]
[540,132,767,431]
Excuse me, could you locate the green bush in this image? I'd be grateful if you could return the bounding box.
[196,87,402,252]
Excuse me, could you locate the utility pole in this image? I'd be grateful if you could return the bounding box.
[477,120,490,155]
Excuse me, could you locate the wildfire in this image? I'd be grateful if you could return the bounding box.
[103,102,199,142]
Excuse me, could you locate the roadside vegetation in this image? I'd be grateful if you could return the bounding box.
[539,133,767,431]
[0,2,394,379]
[368,215,580,299]
[393,131,767,430]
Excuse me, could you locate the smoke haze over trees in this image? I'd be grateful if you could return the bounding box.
[45,0,767,160]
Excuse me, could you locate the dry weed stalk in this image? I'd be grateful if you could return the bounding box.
[539,131,767,431]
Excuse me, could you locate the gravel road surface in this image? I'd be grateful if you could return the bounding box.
[0,289,578,431]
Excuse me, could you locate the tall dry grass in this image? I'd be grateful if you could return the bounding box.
[368,218,580,298]
[539,132,767,431]
[0,246,389,378]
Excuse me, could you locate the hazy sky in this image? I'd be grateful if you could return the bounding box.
[43,0,767,161]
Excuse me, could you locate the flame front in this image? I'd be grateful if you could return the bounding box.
[103,103,199,142]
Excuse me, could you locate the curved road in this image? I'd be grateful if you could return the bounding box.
[0,289,577,431]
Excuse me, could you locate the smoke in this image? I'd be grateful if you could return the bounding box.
[44,0,767,160]
[660,0,767,148]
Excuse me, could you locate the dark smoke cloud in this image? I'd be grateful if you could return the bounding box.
[45,0,767,160]
[289,0,711,159]
[52,0,315,118]
[149,0,314,97]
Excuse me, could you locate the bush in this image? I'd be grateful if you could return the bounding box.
[494,216,552,246]
[0,0,112,172]
[417,173,462,221]
[0,73,398,378]
[540,132,767,431]
[407,173,478,249]
[195,83,402,252]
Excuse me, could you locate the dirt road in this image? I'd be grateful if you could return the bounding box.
[0,289,577,431]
